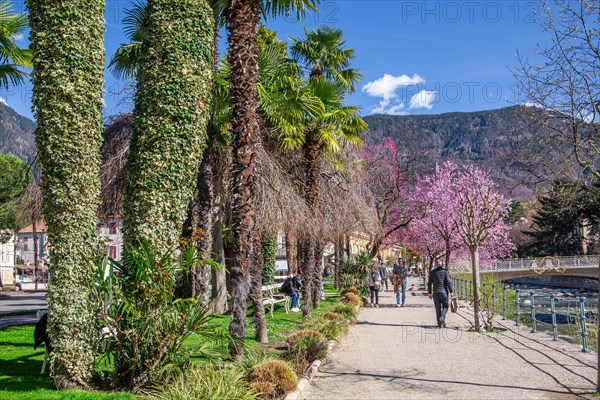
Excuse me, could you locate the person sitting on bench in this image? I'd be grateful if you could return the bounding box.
[280,274,302,313]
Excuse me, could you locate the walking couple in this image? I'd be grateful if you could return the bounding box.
[368,258,409,307]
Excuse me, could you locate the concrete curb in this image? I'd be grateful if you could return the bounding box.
[284,339,338,400]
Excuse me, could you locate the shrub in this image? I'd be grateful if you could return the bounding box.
[331,302,359,320]
[152,364,258,400]
[341,287,359,296]
[342,292,362,307]
[303,315,344,340]
[249,359,298,399]
[287,330,328,371]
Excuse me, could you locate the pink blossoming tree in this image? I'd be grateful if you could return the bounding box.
[360,137,412,259]
[451,164,513,331]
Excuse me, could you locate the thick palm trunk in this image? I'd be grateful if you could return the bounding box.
[209,146,229,313]
[285,232,297,274]
[28,0,105,388]
[334,235,343,289]
[181,131,217,304]
[312,239,324,308]
[226,0,261,356]
[470,246,482,331]
[301,130,322,316]
[299,237,314,317]
[250,230,268,343]
[122,0,214,253]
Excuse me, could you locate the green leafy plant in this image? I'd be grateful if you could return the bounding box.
[248,359,298,399]
[93,239,226,391]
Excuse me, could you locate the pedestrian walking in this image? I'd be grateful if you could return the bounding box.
[378,263,389,291]
[427,260,453,327]
[392,258,409,307]
[368,265,382,307]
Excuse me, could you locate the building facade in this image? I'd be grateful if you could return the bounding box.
[0,234,16,287]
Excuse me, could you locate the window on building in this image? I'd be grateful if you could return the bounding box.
[109,246,117,259]
[23,244,29,251]
[109,225,117,235]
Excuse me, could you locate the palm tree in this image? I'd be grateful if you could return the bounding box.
[225,2,317,354]
[27,0,104,388]
[289,27,366,313]
[291,26,361,92]
[0,1,31,89]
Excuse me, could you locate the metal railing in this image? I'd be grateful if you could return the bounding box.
[492,255,599,272]
[450,276,597,352]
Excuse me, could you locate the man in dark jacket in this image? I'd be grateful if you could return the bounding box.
[281,274,302,312]
[427,260,453,327]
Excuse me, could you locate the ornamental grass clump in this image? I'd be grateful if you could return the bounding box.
[341,287,359,296]
[322,311,344,322]
[341,292,362,307]
[331,302,359,320]
[152,364,258,400]
[287,330,328,372]
[303,314,344,340]
[249,359,298,399]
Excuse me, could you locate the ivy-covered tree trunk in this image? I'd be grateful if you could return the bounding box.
[27,0,105,388]
[261,234,276,285]
[122,0,214,253]
[226,0,261,356]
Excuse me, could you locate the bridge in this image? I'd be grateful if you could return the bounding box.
[478,255,600,280]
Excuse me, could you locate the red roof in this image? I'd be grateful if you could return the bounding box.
[18,220,47,234]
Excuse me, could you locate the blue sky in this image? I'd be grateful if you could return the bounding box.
[5,0,547,121]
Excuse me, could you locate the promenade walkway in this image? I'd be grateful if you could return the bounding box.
[307,277,597,399]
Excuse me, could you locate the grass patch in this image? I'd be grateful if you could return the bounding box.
[1,286,341,398]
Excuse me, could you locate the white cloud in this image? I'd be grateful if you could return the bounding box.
[409,90,436,110]
[11,33,24,41]
[362,73,427,114]
[362,73,425,101]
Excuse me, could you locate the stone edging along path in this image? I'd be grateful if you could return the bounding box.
[284,339,337,400]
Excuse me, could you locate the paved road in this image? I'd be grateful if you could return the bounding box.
[307,277,597,399]
[0,291,47,328]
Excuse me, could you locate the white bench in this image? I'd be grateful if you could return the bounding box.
[262,283,290,317]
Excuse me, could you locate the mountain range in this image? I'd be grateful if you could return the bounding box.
[363,105,545,199]
[0,101,36,162]
[1,103,544,199]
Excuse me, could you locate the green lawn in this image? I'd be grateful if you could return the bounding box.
[0,285,340,399]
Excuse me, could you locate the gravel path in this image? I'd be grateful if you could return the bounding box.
[306,277,597,399]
